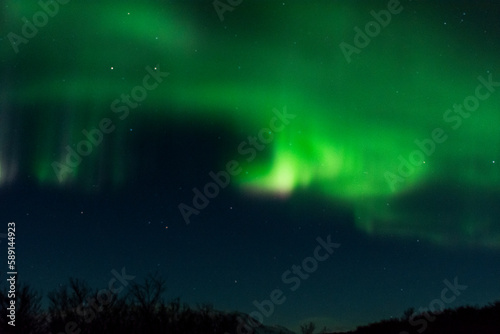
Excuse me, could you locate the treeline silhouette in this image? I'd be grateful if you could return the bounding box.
[336,302,500,334]
[0,273,499,334]
[0,273,275,334]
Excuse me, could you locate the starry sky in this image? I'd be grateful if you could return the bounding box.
[2,0,500,332]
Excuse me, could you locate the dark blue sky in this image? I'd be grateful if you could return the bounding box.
[5,162,500,331]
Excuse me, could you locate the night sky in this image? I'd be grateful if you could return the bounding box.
[2,0,500,332]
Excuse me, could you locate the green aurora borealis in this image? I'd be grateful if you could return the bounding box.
[2,0,500,248]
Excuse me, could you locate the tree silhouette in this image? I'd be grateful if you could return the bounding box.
[0,280,46,334]
[0,274,498,334]
[301,321,316,334]
[402,306,415,321]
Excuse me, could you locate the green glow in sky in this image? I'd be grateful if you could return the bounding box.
[3,1,500,247]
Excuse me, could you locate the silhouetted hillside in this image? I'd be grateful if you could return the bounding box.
[0,274,295,334]
[329,302,500,334]
[0,274,499,334]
